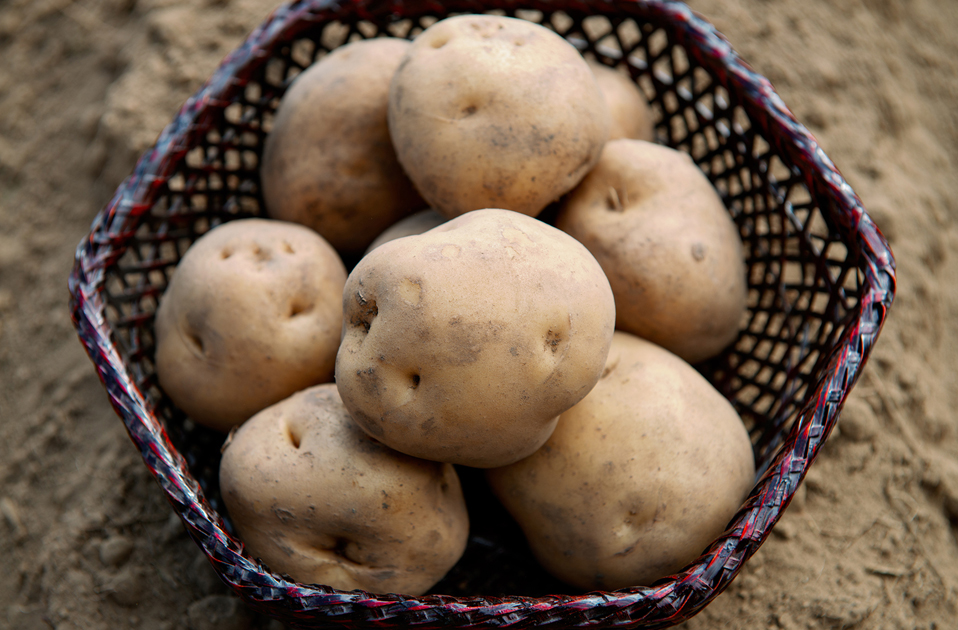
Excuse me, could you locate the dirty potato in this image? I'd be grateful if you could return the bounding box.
[220,384,469,595]
[154,219,346,431]
[556,139,747,363]
[335,209,616,468]
[261,38,425,256]
[486,332,755,590]
[388,15,609,219]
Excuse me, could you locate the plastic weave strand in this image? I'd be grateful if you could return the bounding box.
[68,0,896,628]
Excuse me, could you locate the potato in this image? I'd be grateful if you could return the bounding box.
[365,208,446,255]
[588,59,655,142]
[154,219,346,432]
[220,384,469,595]
[486,332,755,590]
[555,139,748,363]
[335,209,616,468]
[388,15,609,219]
[261,38,425,256]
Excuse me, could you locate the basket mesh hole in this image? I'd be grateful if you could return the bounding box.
[265,57,286,87]
[583,15,612,40]
[514,9,543,22]
[647,28,668,58]
[291,39,315,68]
[386,19,413,38]
[616,20,640,50]
[321,22,350,49]
[549,11,573,34]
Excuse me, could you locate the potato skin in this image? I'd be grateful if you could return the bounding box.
[388,15,609,219]
[555,139,747,363]
[588,60,655,142]
[261,38,425,256]
[220,384,469,595]
[335,209,616,468]
[154,219,346,431]
[365,208,447,255]
[486,332,755,590]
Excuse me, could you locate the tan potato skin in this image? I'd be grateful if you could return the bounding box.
[154,219,346,431]
[365,208,447,255]
[555,139,748,363]
[261,38,425,256]
[588,60,655,142]
[486,332,755,590]
[335,209,616,469]
[388,15,610,219]
[220,384,469,595]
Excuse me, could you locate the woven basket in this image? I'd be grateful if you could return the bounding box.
[69,0,896,627]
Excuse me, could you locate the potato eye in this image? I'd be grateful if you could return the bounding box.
[283,420,302,449]
[544,330,562,353]
[606,187,625,212]
[289,301,312,318]
[185,331,205,355]
[352,301,378,334]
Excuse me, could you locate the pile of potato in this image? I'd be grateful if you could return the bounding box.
[154,15,756,596]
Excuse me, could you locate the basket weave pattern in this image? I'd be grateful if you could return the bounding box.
[69,0,896,627]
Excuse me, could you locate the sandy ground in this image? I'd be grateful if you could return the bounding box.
[1,0,957,628]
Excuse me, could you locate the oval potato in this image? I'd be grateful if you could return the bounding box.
[336,209,616,468]
[220,384,469,595]
[388,15,609,219]
[556,139,747,363]
[486,332,755,590]
[261,38,425,256]
[154,219,346,431]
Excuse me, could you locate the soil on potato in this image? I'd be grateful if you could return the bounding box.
[1,0,958,628]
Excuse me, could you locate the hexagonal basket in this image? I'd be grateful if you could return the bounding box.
[68,0,896,627]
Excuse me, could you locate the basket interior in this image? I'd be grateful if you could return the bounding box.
[98,5,866,597]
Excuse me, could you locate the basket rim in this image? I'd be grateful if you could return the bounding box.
[68,0,897,627]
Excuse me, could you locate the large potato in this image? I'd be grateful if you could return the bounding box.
[486,332,755,590]
[220,384,469,595]
[388,15,609,219]
[154,219,346,431]
[335,209,616,468]
[261,38,425,256]
[556,139,748,363]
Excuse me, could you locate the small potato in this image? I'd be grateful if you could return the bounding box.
[486,332,755,590]
[588,60,655,142]
[336,209,616,468]
[220,384,469,595]
[261,38,425,256]
[154,219,346,431]
[389,15,609,219]
[365,208,447,255]
[556,139,747,363]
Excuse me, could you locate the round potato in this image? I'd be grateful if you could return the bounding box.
[261,38,425,256]
[365,208,447,255]
[154,219,346,432]
[555,139,748,363]
[388,15,609,219]
[486,332,755,590]
[588,59,655,142]
[220,384,469,595]
[335,209,616,468]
